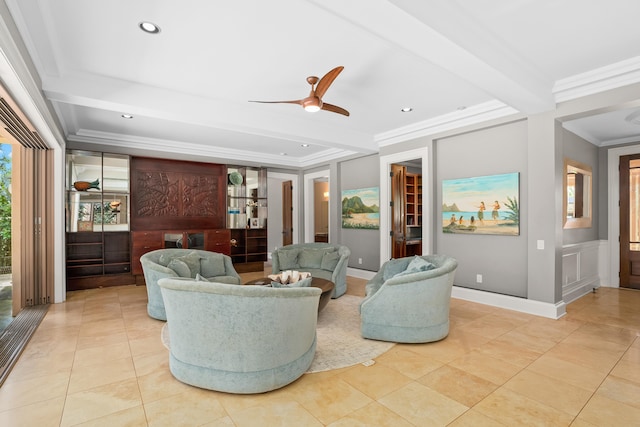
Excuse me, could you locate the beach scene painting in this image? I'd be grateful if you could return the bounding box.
[442,172,519,235]
[342,187,380,229]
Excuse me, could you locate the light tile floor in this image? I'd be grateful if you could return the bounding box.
[0,271,639,426]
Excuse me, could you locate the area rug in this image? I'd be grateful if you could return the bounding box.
[160,294,395,373]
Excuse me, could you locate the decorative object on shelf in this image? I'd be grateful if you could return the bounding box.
[228,171,243,186]
[230,238,237,247]
[250,217,260,229]
[73,178,100,191]
[77,221,93,232]
[109,200,121,212]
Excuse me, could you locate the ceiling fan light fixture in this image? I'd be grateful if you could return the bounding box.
[304,105,321,113]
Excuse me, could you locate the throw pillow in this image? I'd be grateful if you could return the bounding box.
[278,249,300,270]
[175,251,202,278]
[158,253,172,267]
[200,256,226,277]
[195,273,211,282]
[407,256,435,272]
[167,259,190,278]
[321,251,340,271]
[382,258,411,281]
[393,256,435,278]
[299,249,325,269]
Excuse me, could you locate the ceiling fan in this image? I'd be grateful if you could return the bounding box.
[249,66,349,116]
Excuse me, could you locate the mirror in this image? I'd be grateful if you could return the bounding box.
[563,158,592,229]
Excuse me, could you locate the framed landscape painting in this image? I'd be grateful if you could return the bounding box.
[341,187,380,229]
[442,172,519,235]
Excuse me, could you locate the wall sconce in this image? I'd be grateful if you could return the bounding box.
[323,191,329,200]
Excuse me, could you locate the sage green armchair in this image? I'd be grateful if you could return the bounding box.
[141,249,241,320]
[360,254,458,343]
[271,243,350,298]
[158,277,321,394]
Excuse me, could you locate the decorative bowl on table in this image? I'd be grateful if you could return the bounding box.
[268,270,311,285]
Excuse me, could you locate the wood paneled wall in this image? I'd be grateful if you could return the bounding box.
[130,157,226,230]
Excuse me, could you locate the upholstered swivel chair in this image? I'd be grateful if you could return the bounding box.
[271,243,350,298]
[140,249,241,320]
[158,277,321,393]
[360,254,458,343]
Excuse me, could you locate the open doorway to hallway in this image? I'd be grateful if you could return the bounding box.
[313,178,329,243]
[390,159,422,259]
[0,143,12,331]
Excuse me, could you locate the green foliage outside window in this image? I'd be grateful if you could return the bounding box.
[0,145,11,272]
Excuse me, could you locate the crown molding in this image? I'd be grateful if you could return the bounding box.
[375,100,518,147]
[553,56,640,103]
[69,129,355,169]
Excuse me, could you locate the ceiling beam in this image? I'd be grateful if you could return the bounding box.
[311,0,555,114]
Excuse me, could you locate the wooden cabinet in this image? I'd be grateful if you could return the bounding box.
[230,228,267,273]
[66,232,104,278]
[405,173,422,228]
[66,150,132,290]
[66,231,131,290]
[391,166,422,259]
[131,229,231,275]
[104,232,131,275]
[131,231,163,275]
[227,166,268,272]
[405,172,422,257]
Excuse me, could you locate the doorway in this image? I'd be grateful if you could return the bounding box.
[379,148,429,265]
[390,160,422,259]
[304,170,330,243]
[619,154,640,289]
[313,179,329,243]
[282,180,293,246]
[267,172,299,253]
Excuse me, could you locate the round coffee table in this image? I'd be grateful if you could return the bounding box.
[244,277,335,312]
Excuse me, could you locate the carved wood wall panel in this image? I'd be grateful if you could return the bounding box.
[131,157,225,230]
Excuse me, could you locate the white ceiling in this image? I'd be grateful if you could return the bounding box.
[6,0,640,168]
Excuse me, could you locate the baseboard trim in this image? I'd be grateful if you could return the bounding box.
[347,268,376,280]
[451,286,567,319]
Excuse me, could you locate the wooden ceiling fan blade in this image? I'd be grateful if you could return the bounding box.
[321,103,350,116]
[315,66,344,99]
[248,99,303,105]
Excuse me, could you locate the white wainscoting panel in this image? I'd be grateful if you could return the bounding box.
[562,240,601,303]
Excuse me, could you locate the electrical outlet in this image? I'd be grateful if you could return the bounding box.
[358,258,363,264]
[476,274,483,283]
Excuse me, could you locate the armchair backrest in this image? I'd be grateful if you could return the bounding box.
[158,277,321,392]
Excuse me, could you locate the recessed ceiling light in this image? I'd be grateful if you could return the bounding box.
[139,21,161,34]
[301,144,310,147]
[121,114,133,119]
[401,107,413,113]
[280,152,288,156]
[456,106,467,111]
